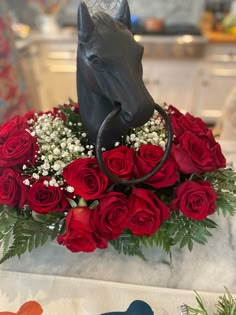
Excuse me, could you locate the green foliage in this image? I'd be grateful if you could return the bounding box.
[0,205,65,264]
[204,169,236,217]
[158,211,217,251]
[109,230,146,260]
[186,288,236,315]
[187,292,208,315]
[110,211,217,259]
[60,106,81,130]
[215,288,236,315]
[140,223,174,255]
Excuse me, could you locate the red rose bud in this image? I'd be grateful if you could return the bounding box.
[0,168,27,208]
[63,158,109,200]
[91,192,129,240]
[128,188,170,236]
[26,177,69,214]
[103,146,134,180]
[135,144,179,189]
[57,207,107,253]
[170,180,218,220]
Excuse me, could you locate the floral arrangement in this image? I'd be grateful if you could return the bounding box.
[0,102,235,263]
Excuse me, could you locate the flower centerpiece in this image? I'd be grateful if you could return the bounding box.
[0,102,235,263]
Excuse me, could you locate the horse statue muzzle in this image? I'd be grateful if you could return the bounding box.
[76,0,173,186]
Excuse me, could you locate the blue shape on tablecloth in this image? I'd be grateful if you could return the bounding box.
[100,300,154,315]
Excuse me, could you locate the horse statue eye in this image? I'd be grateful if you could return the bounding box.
[88,55,101,65]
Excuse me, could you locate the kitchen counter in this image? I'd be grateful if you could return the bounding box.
[16,30,208,60]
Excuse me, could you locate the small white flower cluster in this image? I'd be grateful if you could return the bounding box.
[24,111,94,188]
[126,110,167,150]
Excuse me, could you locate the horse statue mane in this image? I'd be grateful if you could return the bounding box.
[76,0,155,148]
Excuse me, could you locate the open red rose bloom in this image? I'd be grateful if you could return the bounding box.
[0,103,235,262]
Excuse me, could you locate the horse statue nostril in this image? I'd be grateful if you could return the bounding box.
[122,111,133,122]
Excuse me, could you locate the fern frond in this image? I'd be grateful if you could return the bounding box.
[109,231,145,260]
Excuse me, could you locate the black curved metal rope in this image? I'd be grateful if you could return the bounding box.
[95,103,173,185]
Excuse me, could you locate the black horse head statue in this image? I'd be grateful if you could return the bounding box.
[76,0,155,148]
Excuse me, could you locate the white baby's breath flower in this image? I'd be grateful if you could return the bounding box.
[53,148,60,155]
[48,155,53,161]
[52,163,61,171]
[43,163,50,170]
[23,179,30,186]
[43,180,49,186]
[66,186,74,193]
[32,173,40,180]
[49,178,56,186]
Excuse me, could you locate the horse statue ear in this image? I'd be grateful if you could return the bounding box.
[114,0,131,30]
[77,1,94,43]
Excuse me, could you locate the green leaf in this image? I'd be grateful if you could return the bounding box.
[66,198,78,208]
[2,231,12,257]
[109,231,145,260]
[203,170,236,218]
[216,196,236,217]
[161,211,217,251]
[0,209,66,264]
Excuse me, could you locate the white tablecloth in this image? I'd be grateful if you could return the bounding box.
[0,270,232,315]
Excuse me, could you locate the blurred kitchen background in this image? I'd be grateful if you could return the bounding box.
[4,0,236,134]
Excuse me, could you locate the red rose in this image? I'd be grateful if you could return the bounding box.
[211,143,226,169]
[63,158,109,200]
[167,105,208,142]
[0,115,26,144]
[182,113,208,136]
[168,104,185,139]
[57,207,107,252]
[103,146,134,180]
[0,130,38,168]
[128,188,170,236]
[0,168,27,208]
[170,180,218,220]
[92,192,129,240]
[27,177,69,214]
[172,131,214,174]
[199,130,226,169]
[135,144,178,189]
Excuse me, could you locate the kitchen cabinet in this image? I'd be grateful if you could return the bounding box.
[192,43,236,124]
[36,41,77,111]
[18,44,42,111]
[142,59,200,114]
